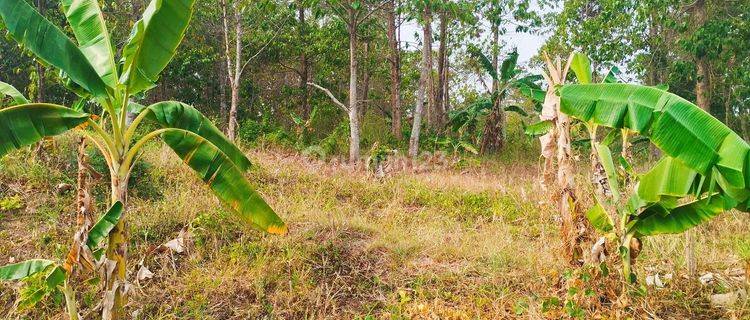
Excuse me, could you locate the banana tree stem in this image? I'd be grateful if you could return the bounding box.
[63,280,79,320]
[123,108,151,145]
[119,128,170,177]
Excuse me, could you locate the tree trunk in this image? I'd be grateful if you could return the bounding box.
[480,15,504,154]
[557,106,582,265]
[443,55,450,112]
[219,60,228,129]
[422,5,435,130]
[347,24,360,162]
[435,8,447,128]
[386,0,402,140]
[696,60,711,113]
[298,3,310,120]
[409,11,432,158]
[359,41,371,123]
[693,0,710,114]
[222,0,241,141]
[104,177,128,320]
[480,96,506,154]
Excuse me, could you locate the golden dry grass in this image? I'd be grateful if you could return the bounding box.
[0,138,748,319]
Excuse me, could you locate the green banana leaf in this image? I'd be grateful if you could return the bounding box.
[45,266,66,288]
[61,0,118,88]
[504,105,528,117]
[0,259,55,281]
[586,200,614,233]
[500,50,519,81]
[160,129,286,234]
[630,194,738,236]
[524,120,553,137]
[0,0,108,98]
[144,101,252,171]
[560,84,750,192]
[0,104,90,158]
[603,66,621,84]
[0,81,29,106]
[86,202,124,250]
[569,52,592,84]
[637,157,700,203]
[468,46,498,81]
[119,0,197,94]
[596,143,621,202]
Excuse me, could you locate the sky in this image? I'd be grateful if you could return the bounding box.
[398,2,555,68]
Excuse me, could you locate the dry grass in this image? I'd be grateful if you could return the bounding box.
[0,137,748,319]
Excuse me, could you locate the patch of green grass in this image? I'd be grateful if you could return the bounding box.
[0,195,23,211]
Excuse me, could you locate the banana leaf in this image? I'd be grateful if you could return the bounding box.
[524,120,553,137]
[120,0,197,94]
[0,81,29,106]
[161,129,286,234]
[630,194,738,236]
[86,202,123,250]
[569,52,592,84]
[560,84,750,192]
[500,50,519,81]
[637,157,700,203]
[61,0,117,88]
[586,200,614,232]
[596,143,621,202]
[0,104,89,158]
[0,0,108,98]
[0,259,55,281]
[504,105,528,117]
[144,101,252,171]
[468,46,498,81]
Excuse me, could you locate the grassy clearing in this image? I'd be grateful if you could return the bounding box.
[0,136,748,319]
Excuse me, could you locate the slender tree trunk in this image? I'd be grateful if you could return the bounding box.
[435,9,447,128]
[422,5,435,130]
[227,4,242,141]
[298,3,311,120]
[222,0,242,141]
[480,16,505,154]
[347,22,360,162]
[684,0,708,276]
[696,61,711,113]
[219,60,228,129]
[359,41,371,123]
[723,56,735,126]
[693,0,710,114]
[386,0,402,140]
[409,10,432,158]
[442,46,450,112]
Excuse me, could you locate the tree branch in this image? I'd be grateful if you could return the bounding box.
[308,82,349,113]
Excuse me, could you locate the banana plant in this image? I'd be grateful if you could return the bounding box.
[467,46,544,153]
[0,0,286,318]
[560,82,750,283]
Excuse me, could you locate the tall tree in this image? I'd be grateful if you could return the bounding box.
[297,0,311,119]
[409,1,433,158]
[386,0,403,139]
[221,0,243,140]
[478,0,508,154]
[315,0,387,162]
[434,4,448,128]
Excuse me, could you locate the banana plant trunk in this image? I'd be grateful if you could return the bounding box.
[480,97,506,154]
[105,175,128,319]
[557,111,581,265]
